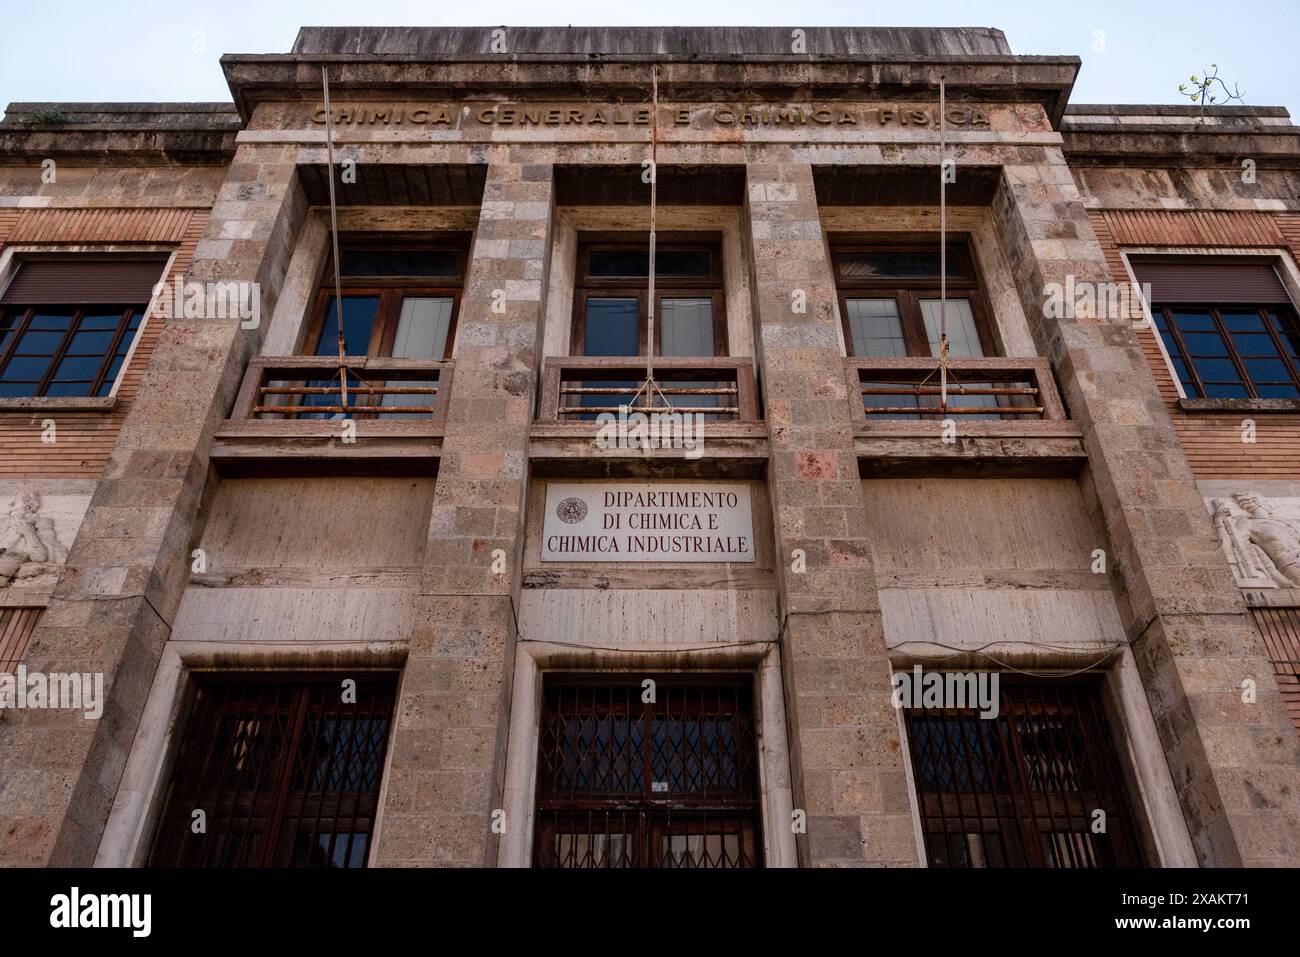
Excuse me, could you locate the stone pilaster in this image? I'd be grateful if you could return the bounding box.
[993,148,1300,866]
[373,151,552,866]
[745,162,920,867]
[0,143,305,866]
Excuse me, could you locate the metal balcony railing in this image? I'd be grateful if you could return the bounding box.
[538,356,759,422]
[846,357,1066,422]
[228,356,451,422]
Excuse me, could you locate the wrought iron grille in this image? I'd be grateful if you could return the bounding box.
[903,676,1143,867]
[149,673,397,868]
[534,675,762,868]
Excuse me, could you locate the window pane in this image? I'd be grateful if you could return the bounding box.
[44,381,93,397]
[2,355,54,381]
[378,297,454,418]
[836,250,963,280]
[1181,332,1230,357]
[1220,311,1266,332]
[845,298,906,357]
[588,249,711,279]
[0,313,18,353]
[315,296,380,356]
[583,298,639,356]
[14,329,64,355]
[52,354,103,381]
[78,313,124,331]
[338,248,460,278]
[67,329,116,355]
[920,298,984,358]
[1203,383,1249,398]
[1192,358,1242,383]
[1243,358,1292,383]
[28,312,74,331]
[1231,333,1280,357]
[660,298,714,357]
[1269,311,1299,358]
[390,296,453,360]
[1257,384,1300,399]
[1172,311,1215,333]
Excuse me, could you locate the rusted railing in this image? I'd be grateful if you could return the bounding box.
[538,356,759,421]
[846,357,1066,422]
[229,356,451,421]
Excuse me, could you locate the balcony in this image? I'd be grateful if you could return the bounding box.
[210,356,450,474]
[532,356,767,474]
[845,356,1087,475]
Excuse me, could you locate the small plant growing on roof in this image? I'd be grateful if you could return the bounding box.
[1178,65,1244,123]
[19,107,71,127]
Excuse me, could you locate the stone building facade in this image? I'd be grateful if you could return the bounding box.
[1,26,1298,868]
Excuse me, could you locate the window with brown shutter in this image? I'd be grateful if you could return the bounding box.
[0,258,164,398]
[1133,259,1300,400]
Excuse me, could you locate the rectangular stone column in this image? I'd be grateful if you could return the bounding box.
[373,151,552,867]
[993,148,1300,866]
[745,162,921,867]
[0,143,305,866]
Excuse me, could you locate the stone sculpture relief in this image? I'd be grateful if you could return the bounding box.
[0,491,69,586]
[1210,493,1300,589]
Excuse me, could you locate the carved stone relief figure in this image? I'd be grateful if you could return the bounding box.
[0,491,69,586]
[1210,493,1300,589]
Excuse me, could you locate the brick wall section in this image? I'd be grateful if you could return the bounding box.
[0,208,209,478]
[0,145,303,867]
[744,162,919,867]
[1251,608,1300,736]
[1089,209,1300,480]
[996,153,1300,866]
[372,151,552,867]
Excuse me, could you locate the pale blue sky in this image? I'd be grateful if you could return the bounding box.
[0,0,1296,112]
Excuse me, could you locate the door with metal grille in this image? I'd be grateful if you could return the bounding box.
[149,673,397,868]
[533,675,762,868]
[903,676,1144,867]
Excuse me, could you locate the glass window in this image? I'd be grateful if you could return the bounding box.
[0,304,143,399]
[845,298,907,358]
[1151,303,1300,400]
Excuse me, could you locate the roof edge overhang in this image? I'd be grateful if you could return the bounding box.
[219,53,1081,128]
[0,102,240,164]
[1061,105,1300,169]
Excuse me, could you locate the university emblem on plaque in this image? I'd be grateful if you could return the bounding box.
[556,497,588,524]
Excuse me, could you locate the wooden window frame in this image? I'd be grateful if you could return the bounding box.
[299,237,467,360]
[570,240,728,357]
[831,238,999,358]
[1151,301,1300,400]
[0,303,143,398]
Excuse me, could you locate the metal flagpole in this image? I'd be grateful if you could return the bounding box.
[321,65,348,411]
[939,74,949,410]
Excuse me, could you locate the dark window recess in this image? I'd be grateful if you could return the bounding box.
[904,677,1144,868]
[534,676,762,868]
[149,674,397,868]
[0,259,163,399]
[586,248,714,279]
[338,247,462,279]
